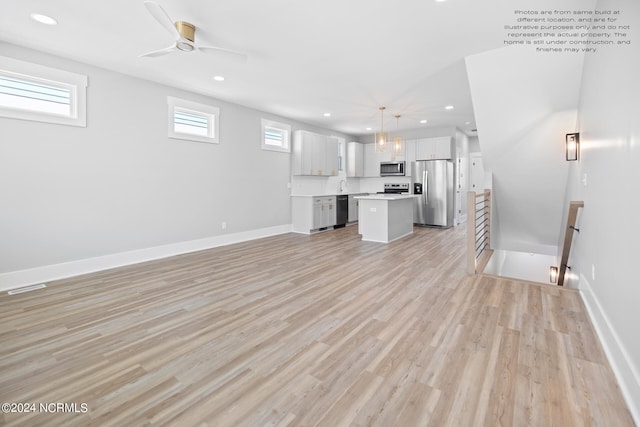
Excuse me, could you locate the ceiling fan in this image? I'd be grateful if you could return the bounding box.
[140,1,247,60]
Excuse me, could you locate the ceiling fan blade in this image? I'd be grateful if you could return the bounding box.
[143,1,180,39]
[197,45,248,62]
[139,45,176,58]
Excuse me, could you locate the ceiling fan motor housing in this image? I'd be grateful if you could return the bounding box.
[175,21,195,42]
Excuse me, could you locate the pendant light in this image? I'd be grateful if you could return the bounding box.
[375,106,388,153]
[391,114,405,160]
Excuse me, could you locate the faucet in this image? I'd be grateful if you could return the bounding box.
[338,179,347,193]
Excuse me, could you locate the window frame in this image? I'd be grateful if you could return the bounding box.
[0,56,87,127]
[167,96,220,144]
[261,119,291,153]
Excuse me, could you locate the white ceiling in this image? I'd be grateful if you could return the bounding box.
[1,0,518,136]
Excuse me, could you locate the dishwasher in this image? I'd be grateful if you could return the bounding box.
[335,195,349,228]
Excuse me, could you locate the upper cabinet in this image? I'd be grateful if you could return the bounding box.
[415,137,452,160]
[405,139,416,177]
[346,142,364,177]
[363,143,379,177]
[292,130,339,176]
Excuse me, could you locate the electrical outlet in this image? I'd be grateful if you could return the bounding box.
[592,264,596,281]
[370,207,377,213]
[582,173,588,187]
[221,221,227,230]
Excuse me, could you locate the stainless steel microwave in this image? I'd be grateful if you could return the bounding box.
[380,161,405,176]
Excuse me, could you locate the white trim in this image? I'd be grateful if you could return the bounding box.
[0,55,87,127]
[578,274,640,425]
[167,96,219,144]
[0,224,292,293]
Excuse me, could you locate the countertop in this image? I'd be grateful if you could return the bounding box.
[290,192,369,198]
[354,194,418,201]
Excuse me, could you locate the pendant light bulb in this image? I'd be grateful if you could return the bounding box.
[375,106,387,153]
[392,114,405,159]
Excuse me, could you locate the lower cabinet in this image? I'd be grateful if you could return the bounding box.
[292,196,336,233]
[348,194,363,222]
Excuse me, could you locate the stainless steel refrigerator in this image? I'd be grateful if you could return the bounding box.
[412,160,454,228]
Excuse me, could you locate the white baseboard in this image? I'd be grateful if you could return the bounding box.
[578,274,640,425]
[0,224,292,293]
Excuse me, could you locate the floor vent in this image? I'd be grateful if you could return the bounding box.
[8,283,47,295]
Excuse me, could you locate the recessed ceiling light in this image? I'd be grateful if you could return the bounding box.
[323,113,331,117]
[213,76,225,81]
[420,119,428,124]
[366,127,372,131]
[465,121,471,125]
[435,0,448,3]
[30,13,57,25]
[445,105,454,110]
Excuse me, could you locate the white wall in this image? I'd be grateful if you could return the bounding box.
[455,129,470,222]
[0,42,353,289]
[466,43,584,255]
[562,0,640,420]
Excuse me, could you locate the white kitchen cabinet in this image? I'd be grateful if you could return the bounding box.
[363,143,379,177]
[415,137,452,160]
[325,137,340,176]
[320,196,336,228]
[312,199,323,229]
[348,193,366,222]
[347,142,364,177]
[378,144,393,162]
[292,130,339,176]
[292,195,336,233]
[405,139,416,177]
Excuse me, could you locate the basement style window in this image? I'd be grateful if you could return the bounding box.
[0,56,87,127]
[261,119,291,153]
[167,96,219,144]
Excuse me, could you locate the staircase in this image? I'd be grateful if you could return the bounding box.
[465,44,587,257]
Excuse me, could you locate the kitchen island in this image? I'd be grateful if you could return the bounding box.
[354,194,418,243]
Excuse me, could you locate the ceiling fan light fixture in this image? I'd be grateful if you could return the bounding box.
[141,4,247,59]
[176,41,194,52]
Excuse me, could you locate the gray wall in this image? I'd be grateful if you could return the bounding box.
[0,42,352,276]
[562,0,639,420]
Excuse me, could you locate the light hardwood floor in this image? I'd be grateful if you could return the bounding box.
[0,225,634,426]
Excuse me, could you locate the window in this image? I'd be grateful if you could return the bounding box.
[167,96,219,144]
[0,56,87,127]
[261,119,291,152]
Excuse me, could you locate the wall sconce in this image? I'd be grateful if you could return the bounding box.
[566,132,580,161]
[549,266,558,283]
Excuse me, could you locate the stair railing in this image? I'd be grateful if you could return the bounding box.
[558,201,584,286]
[467,190,492,274]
